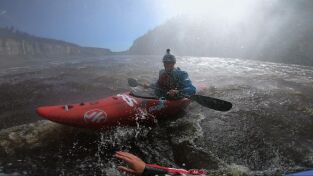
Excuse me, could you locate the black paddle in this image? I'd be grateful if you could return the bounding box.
[128,78,232,112]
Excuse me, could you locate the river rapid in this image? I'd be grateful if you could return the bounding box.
[0,55,312,175]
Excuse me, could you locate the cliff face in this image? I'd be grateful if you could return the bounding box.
[0,38,80,56]
[128,1,313,66]
[0,28,111,57]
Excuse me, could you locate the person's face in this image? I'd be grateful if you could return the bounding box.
[163,62,175,72]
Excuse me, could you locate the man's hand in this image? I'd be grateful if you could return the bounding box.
[167,89,179,97]
[114,151,146,175]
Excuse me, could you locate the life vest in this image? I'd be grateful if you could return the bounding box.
[157,68,181,92]
[155,67,196,99]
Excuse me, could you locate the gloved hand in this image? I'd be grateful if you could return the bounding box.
[167,89,180,97]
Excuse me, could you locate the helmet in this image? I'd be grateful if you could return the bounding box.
[162,49,176,64]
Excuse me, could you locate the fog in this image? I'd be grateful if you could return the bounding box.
[129,0,313,66]
[0,1,313,175]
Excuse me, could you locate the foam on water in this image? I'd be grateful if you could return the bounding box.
[0,55,313,175]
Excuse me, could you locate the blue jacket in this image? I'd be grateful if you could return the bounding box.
[154,67,196,99]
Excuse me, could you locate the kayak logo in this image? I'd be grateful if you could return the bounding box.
[84,109,107,124]
[117,94,138,107]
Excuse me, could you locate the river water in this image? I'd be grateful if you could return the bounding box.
[0,55,312,175]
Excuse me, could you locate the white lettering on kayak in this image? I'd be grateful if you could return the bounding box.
[117,94,138,107]
[148,100,166,113]
[84,109,107,124]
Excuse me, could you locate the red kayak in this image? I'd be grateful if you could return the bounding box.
[36,92,191,129]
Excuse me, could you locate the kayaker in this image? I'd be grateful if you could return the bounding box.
[146,49,196,99]
[114,151,208,176]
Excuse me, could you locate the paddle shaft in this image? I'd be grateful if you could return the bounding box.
[128,78,232,111]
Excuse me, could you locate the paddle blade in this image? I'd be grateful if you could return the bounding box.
[190,95,232,111]
[128,78,138,87]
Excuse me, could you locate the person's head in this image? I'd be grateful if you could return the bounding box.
[162,49,176,72]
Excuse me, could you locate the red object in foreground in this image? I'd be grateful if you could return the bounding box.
[36,92,191,129]
[146,164,208,175]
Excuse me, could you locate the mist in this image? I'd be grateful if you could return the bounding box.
[1,1,313,175]
[129,0,313,66]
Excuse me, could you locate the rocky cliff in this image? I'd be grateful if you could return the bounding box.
[128,1,313,66]
[0,27,111,58]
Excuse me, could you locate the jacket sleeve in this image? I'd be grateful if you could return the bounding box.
[142,164,208,176]
[179,71,196,97]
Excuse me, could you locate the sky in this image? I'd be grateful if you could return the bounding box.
[0,0,179,51]
[0,0,258,51]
